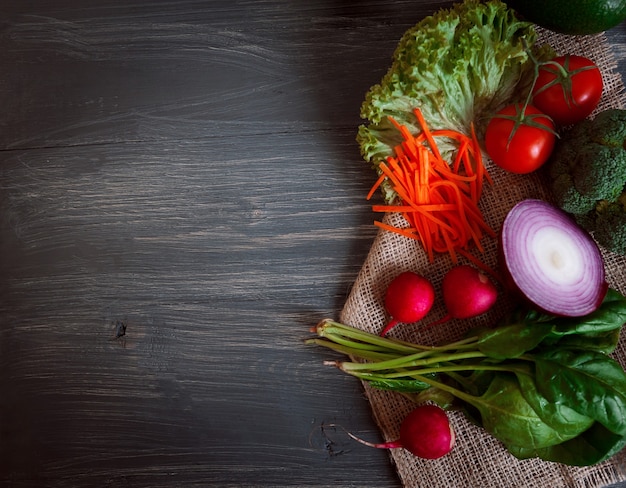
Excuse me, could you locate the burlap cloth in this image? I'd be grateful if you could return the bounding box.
[340,28,626,488]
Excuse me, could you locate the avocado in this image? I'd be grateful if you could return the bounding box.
[507,0,626,35]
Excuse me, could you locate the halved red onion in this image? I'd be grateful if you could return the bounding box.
[500,199,607,317]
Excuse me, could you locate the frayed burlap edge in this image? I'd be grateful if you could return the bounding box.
[340,27,626,488]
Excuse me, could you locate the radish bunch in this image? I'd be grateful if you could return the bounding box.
[380,265,498,336]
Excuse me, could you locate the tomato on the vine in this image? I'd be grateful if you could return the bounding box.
[532,55,603,126]
[485,104,556,174]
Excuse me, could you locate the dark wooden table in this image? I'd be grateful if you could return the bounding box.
[1,2,625,487]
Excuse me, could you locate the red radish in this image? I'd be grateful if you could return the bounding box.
[380,271,435,336]
[340,405,455,460]
[500,199,607,316]
[442,267,496,319]
[426,265,498,328]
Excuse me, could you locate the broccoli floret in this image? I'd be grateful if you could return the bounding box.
[592,195,626,255]
[545,109,626,256]
[589,109,626,147]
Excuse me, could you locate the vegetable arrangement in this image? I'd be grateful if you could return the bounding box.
[311,199,626,465]
[358,0,624,263]
[311,0,626,475]
[357,0,547,202]
[309,289,626,465]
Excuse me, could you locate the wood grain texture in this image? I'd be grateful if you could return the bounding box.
[1,1,625,487]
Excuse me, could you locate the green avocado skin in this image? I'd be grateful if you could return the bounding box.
[508,0,626,35]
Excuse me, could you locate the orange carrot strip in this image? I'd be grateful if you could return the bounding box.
[431,129,471,141]
[452,139,470,173]
[372,204,461,214]
[367,171,387,200]
[440,227,458,263]
[374,220,422,243]
[418,216,435,262]
[370,112,494,264]
[469,123,492,200]
[413,108,442,161]
[404,206,459,236]
[377,161,414,206]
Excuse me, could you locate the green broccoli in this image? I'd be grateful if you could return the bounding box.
[546,108,626,256]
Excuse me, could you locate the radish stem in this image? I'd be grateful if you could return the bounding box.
[306,339,402,361]
[337,350,489,372]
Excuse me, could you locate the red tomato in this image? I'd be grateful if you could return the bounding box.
[485,104,556,174]
[532,55,603,126]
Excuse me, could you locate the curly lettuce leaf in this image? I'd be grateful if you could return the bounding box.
[358,0,549,202]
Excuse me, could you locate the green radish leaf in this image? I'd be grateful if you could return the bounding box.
[534,349,626,435]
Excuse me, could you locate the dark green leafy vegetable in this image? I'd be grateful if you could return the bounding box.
[515,371,594,439]
[533,349,626,435]
[508,423,626,467]
[472,374,582,450]
[307,288,626,465]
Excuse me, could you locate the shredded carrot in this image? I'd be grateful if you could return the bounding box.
[368,108,495,264]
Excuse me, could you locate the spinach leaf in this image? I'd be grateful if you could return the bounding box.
[544,328,621,355]
[548,288,626,336]
[533,349,626,435]
[476,288,626,358]
[471,373,576,450]
[515,368,594,438]
[476,322,553,359]
[508,422,626,466]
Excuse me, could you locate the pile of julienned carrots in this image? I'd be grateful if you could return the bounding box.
[367,108,496,264]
